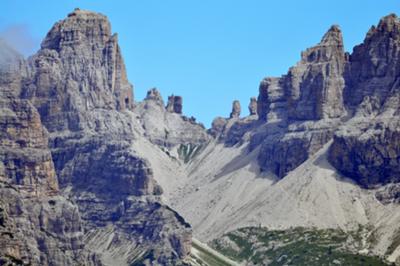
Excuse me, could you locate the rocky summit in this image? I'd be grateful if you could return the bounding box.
[1,9,190,266]
[2,7,400,266]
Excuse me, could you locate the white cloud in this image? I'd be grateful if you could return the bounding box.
[0,24,40,57]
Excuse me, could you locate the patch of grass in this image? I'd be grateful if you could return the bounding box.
[211,227,389,266]
[4,254,25,265]
[192,241,233,266]
[178,144,202,163]
[386,228,400,255]
[130,250,155,266]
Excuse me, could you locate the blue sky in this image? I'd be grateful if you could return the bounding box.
[1,1,399,127]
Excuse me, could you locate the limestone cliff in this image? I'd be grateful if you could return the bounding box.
[329,14,400,189]
[2,8,192,265]
[0,41,99,266]
[255,25,347,178]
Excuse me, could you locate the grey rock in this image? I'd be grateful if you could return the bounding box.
[19,9,192,265]
[328,14,400,189]
[286,25,347,120]
[375,183,400,204]
[343,14,400,111]
[166,95,183,114]
[146,88,164,106]
[248,97,257,115]
[257,77,287,124]
[258,120,339,178]
[208,114,259,147]
[0,67,99,265]
[208,117,228,138]
[136,93,209,151]
[230,100,241,118]
[256,25,347,178]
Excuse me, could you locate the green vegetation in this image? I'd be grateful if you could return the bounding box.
[211,227,389,266]
[386,228,400,256]
[130,250,156,266]
[178,144,202,163]
[4,254,25,265]
[190,241,234,266]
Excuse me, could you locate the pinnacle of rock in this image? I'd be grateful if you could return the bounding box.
[146,88,164,105]
[377,13,399,32]
[301,24,345,63]
[230,100,241,118]
[320,25,343,46]
[42,8,111,50]
[248,97,257,115]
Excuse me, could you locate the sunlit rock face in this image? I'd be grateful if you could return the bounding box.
[0,8,192,265]
[255,25,347,178]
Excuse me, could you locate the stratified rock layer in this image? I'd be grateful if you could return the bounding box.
[329,14,400,188]
[19,8,191,265]
[256,25,346,178]
[0,43,99,266]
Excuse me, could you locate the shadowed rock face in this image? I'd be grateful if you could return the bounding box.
[256,25,346,178]
[2,8,192,265]
[344,14,400,110]
[230,100,241,118]
[329,122,400,187]
[166,95,183,114]
[146,87,164,105]
[254,14,400,187]
[328,14,400,188]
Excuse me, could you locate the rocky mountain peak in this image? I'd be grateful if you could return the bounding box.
[25,9,134,134]
[301,24,345,63]
[344,12,400,110]
[364,13,400,44]
[329,13,400,189]
[256,25,347,179]
[376,13,399,33]
[364,14,400,44]
[321,25,343,44]
[166,94,183,114]
[41,8,111,51]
